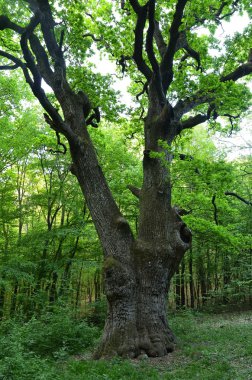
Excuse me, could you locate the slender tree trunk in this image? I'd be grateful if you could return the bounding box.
[222,252,230,304]
[249,248,252,307]
[2,222,9,254]
[16,162,27,242]
[189,248,195,308]
[214,248,218,292]
[10,282,18,317]
[48,234,66,302]
[0,286,5,319]
[75,262,84,314]
[49,271,58,303]
[94,269,102,301]
[181,259,186,307]
[59,236,80,297]
[175,269,181,308]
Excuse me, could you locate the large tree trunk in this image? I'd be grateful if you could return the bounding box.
[85,86,191,358]
[94,205,191,358]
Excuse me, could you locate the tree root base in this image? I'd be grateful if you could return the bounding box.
[94,324,176,359]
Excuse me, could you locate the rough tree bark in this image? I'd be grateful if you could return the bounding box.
[0,0,251,358]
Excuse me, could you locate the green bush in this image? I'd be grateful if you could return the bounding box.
[0,306,100,358]
[20,310,100,357]
[0,306,101,378]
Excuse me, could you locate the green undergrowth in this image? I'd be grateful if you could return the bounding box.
[0,309,251,379]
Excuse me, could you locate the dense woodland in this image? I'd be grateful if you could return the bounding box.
[0,0,251,372]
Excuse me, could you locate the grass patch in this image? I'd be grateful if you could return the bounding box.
[0,310,251,379]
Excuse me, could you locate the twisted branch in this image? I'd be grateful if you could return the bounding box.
[225,192,252,206]
[50,132,67,155]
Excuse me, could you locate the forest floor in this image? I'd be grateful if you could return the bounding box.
[61,310,252,380]
[1,309,251,379]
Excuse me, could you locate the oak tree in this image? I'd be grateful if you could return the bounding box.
[0,0,251,358]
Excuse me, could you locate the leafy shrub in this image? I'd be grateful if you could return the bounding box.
[22,309,100,357]
[0,306,100,359]
[85,298,107,328]
[0,306,101,378]
[0,354,60,380]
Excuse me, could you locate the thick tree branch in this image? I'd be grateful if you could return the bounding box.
[174,50,252,125]
[178,113,208,131]
[146,0,165,104]
[225,192,252,206]
[129,1,152,80]
[31,0,66,83]
[0,50,30,80]
[146,0,159,75]
[174,93,211,121]
[0,62,19,70]
[221,62,252,82]
[177,101,225,132]
[160,0,188,94]
[20,14,41,87]
[129,0,141,13]
[29,33,55,86]
[34,1,60,57]
[42,110,77,144]
[18,14,72,139]
[127,185,141,198]
[154,20,167,58]
[183,45,201,71]
[0,15,24,34]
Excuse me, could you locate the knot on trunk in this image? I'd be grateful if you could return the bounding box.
[103,256,135,301]
[172,207,191,244]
